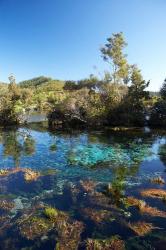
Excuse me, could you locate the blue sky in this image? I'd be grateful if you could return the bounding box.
[0,0,165,90]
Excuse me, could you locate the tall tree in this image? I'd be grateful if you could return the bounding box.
[101,32,130,84]
[129,65,149,103]
[127,65,149,125]
[160,78,166,100]
[149,77,166,127]
[8,73,21,101]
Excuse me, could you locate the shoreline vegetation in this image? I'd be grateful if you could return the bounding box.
[0,32,165,129]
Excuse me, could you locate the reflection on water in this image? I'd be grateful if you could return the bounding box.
[0,126,166,249]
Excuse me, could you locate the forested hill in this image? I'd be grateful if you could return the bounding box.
[18,76,64,89]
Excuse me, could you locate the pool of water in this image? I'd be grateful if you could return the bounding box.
[0,125,166,249]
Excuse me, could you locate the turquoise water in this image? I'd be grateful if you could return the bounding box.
[0,125,166,249]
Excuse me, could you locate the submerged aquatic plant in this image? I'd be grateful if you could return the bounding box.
[140,204,166,218]
[0,167,40,183]
[125,196,166,217]
[103,179,125,205]
[0,168,21,177]
[24,169,40,182]
[141,189,166,199]
[18,215,54,240]
[0,169,9,176]
[44,207,58,220]
[80,179,97,193]
[128,221,158,236]
[18,203,71,242]
[85,236,125,250]
[88,191,111,209]
[0,200,14,211]
[125,196,145,208]
[56,220,84,250]
[150,176,165,185]
[82,207,112,224]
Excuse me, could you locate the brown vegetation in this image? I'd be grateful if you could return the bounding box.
[141,189,166,199]
[80,180,97,193]
[81,208,111,224]
[0,200,14,211]
[85,237,125,250]
[126,196,166,217]
[128,221,157,236]
[150,176,165,185]
[24,169,40,182]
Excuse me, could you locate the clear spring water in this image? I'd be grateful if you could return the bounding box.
[0,125,166,249]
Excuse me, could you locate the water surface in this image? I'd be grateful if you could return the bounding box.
[0,125,166,249]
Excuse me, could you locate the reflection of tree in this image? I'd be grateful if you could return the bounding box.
[2,129,35,168]
[23,135,35,156]
[159,144,166,166]
[108,164,139,205]
[103,142,151,205]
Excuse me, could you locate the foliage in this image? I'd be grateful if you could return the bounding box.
[149,78,166,127]
[19,76,52,88]
[149,100,166,127]
[101,32,130,84]
[160,78,166,100]
[49,33,150,128]
[63,75,100,91]
[0,32,162,128]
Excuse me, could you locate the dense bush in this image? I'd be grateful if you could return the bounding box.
[149,100,166,127]
[149,79,166,127]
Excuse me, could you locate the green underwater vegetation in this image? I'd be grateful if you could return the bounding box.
[44,207,58,219]
[0,127,165,249]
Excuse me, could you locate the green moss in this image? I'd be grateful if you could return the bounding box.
[44,207,58,219]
